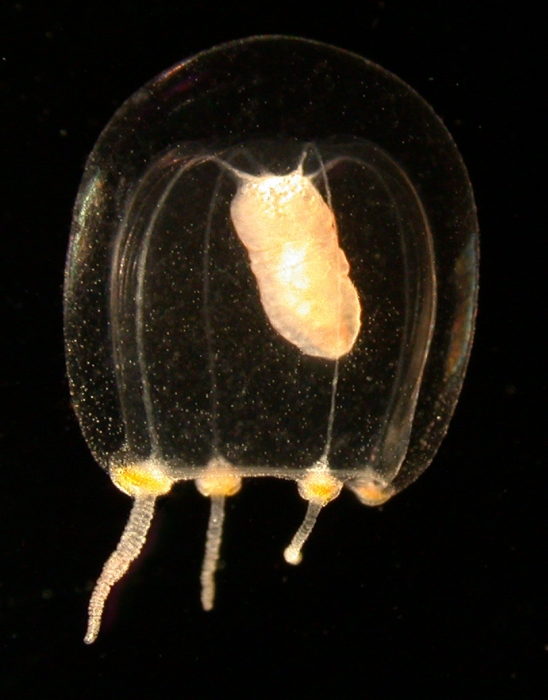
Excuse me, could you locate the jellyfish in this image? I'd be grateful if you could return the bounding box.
[63,36,478,644]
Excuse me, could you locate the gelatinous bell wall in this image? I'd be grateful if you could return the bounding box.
[64,37,478,491]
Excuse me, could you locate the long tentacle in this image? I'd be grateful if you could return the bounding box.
[85,495,156,644]
[200,496,226,611]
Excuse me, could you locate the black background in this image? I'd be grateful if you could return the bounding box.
[1,1,545,697]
